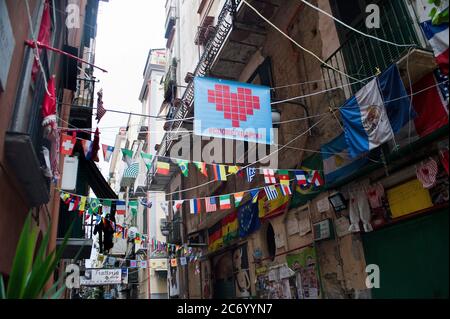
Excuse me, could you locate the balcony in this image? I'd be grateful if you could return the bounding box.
[163,61,177,102]
[321,0,436,108]
[5,51,51,207]
[164,2,176,39]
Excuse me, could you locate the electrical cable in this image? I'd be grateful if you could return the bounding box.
[240,0,364,82]
[298,0,416,47]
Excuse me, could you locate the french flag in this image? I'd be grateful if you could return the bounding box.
[416,0,449,74]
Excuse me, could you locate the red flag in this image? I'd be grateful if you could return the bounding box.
[92,128,100,162]
[60,133,76,156]
[41,75,57,130]
[412,72,449,137]
[32,0,52,81]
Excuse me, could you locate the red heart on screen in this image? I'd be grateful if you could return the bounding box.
[207,84,261,128]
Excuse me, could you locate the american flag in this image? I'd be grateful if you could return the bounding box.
[205,197,217,213]
[96,89,106,123]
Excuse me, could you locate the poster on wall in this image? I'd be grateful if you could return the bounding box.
[232,244,251,298]
[387,179,433,218]
[286,246,321,299]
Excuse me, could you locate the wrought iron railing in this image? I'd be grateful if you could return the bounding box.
[156,0,240,158]
[321,0,423,108]
[73,77,96,108]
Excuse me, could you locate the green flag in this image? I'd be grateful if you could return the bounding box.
[88,198,100,214]
[129,200,139,217]
[140,152,153,170]
[121,148,134,166]
[175,159,189,177]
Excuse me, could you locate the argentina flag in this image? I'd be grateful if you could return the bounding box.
[339,78,394,158]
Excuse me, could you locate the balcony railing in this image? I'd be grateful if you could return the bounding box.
[156,0,240,160]
[321,0,424,108]
[73,77,96,108]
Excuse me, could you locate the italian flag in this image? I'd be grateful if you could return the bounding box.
[219,195,232,210]
[140,152,153,170]
[157,161,170,175]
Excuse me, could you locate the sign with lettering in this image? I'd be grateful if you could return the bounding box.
[80,269,122,286]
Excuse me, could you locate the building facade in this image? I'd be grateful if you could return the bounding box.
[0,0,108,293]
[148,0,449,299]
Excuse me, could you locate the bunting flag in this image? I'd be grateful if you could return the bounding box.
[60,192,71,204]
[60,133,76,156]
[246,167,256,182]
[173,200,184,213]
[228,165,240,175]
[81,140,93,160]
[156,161,170,175]
[263,169,277,184]
[68,196,80,212]
[295,170,308,187]
[264,185,279,201]
[116,200,126,215]
[233,192,245,207]
[102,144,114,162]
[213,164,227,181]
[79,196,87,213]
[141,152,153,170]
[140,198,152,209]
[205,197,218,213]
[122,149,134,167]
[88,198,100,214]
[309,170,324,187]
[250,189,259,203]
[280,184,292,196]
[194,161,208,177]
[102,199,112,215]
[277,170,290,186]
[219,195,232,209]
[175,159,189,177]
[129,201,139,217]
[190,199,202,215]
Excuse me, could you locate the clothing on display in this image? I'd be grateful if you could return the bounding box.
[416,158,439,189]
[366,183,385,209]
[348,190,373,233]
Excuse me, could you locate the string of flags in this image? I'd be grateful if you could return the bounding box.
[58,164,324,216]
[59,130,326,188]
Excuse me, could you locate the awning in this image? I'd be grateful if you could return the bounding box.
[80,156,117,199]
[120,162,139,187]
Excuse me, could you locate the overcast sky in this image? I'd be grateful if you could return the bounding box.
[93,0,166,177]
